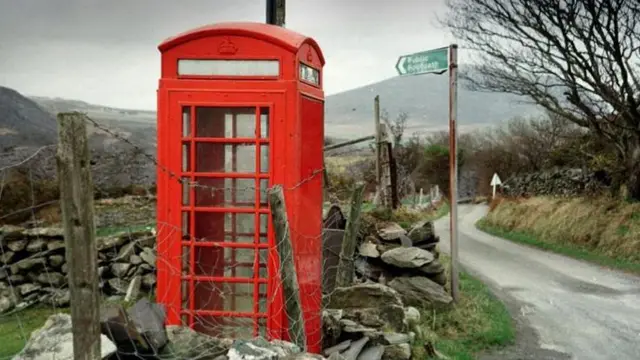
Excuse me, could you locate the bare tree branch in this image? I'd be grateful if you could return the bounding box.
[445,0,640,198]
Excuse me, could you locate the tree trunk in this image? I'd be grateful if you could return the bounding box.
[625,143,640,201]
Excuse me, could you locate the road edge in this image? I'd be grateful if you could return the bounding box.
[459,263,571,360]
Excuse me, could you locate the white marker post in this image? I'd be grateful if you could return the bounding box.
[491,173,502,198]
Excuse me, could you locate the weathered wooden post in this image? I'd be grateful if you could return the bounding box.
[56,112,101,360]
[334,182,366,288]
[268,185,307,350]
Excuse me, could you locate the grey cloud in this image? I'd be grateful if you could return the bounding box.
[0,0,452,109]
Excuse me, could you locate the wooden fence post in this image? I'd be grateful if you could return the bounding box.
[387,142,399,209]
[55,112,101,360]
[374,96,382,205]
[267,185,307,351]
[334,182,365,288]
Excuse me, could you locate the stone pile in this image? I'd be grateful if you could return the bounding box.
[502,168,609,197]
[356,218,449,296]
[0,225,157,313]
[15,298,329,360]
[321,283,423,360]
[319,207,453,359]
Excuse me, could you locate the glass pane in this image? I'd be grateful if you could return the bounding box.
[195,143,257,173]
[181,246,191,276]
[224,213,268,244]
[182,212,190,238]
[230,178,259,207]
[192,246,225,276]
[259,179,269,206]
[182,178,190,205]
[182,143,190,172]
[225,213,268,239]
[196,107,256,138]
[192,213,268,244]
[182,107,191,137]
[259,213,269,234]
[190,282,255,312]
[193,177,258,208]
[194,212,225,242]
[258,249,268,278]
[260,107,269,139]
[259,283,268,313]
[260,145,269,173]
[193,178,225,206]
[223,247,256,278]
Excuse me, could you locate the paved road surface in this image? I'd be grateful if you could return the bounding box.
[434,204,640,360]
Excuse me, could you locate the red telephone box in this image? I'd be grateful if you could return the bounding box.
[155,22,325,353]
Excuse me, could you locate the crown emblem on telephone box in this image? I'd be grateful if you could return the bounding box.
[218,37,238,55]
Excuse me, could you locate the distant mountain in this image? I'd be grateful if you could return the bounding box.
[0,86,56,149]
[324,71,543,138]
[2,70,543,152]
[0,88,156,188]
[31,96,156,127]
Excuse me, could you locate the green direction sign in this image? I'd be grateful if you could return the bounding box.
[396,47,449,76]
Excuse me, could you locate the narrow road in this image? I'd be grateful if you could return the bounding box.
[434,204,640,360]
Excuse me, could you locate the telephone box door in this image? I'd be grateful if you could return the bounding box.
[161,90,281,339]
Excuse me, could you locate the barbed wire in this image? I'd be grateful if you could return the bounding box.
[0,112,434,359]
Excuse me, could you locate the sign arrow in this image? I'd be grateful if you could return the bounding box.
[395,56,408,75]
[395,47,449,76]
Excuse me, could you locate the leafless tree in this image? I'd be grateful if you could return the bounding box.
[381,110,408,147]
[445,0,640,198]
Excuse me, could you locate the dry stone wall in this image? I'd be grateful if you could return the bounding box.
[0,225,157,313]
[502,168,610,197]
[320,206,452,360]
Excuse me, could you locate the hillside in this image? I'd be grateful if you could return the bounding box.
[0,86,56,149]
[324,71,542,138]
[0,72,542,188]
[0,87,156,189]
[15,72,542,144]
[31,96,157,151]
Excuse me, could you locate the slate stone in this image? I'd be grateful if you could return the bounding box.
[376,223,406,241]
[341,336,370,360]
[14,313,116,360]
[356,345,385,360]
[127,298,168,352]
[388,276,452,308]
[323,340,351,357]
[380,247,434,269]
[327,283,403,309]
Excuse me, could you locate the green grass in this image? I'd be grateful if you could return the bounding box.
[0,306,70,358]
[476,219,640,275]
[432,202,450,220]
[0,222,155,358]
[95,223,154,237]
[0,295,155,358]
[414,256,515,359]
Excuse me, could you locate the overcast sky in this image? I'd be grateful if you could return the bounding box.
[0,0,455,110]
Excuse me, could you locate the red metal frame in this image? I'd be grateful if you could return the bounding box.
[156,22,325,353]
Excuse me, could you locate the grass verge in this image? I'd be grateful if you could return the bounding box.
[476,219,640,274]
[413,255,515,360]
[477,196,640,275]
[0,306,70,358]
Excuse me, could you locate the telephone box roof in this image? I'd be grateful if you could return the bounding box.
[158,21,325,65]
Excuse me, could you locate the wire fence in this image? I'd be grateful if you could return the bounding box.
[0,113,441,359]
